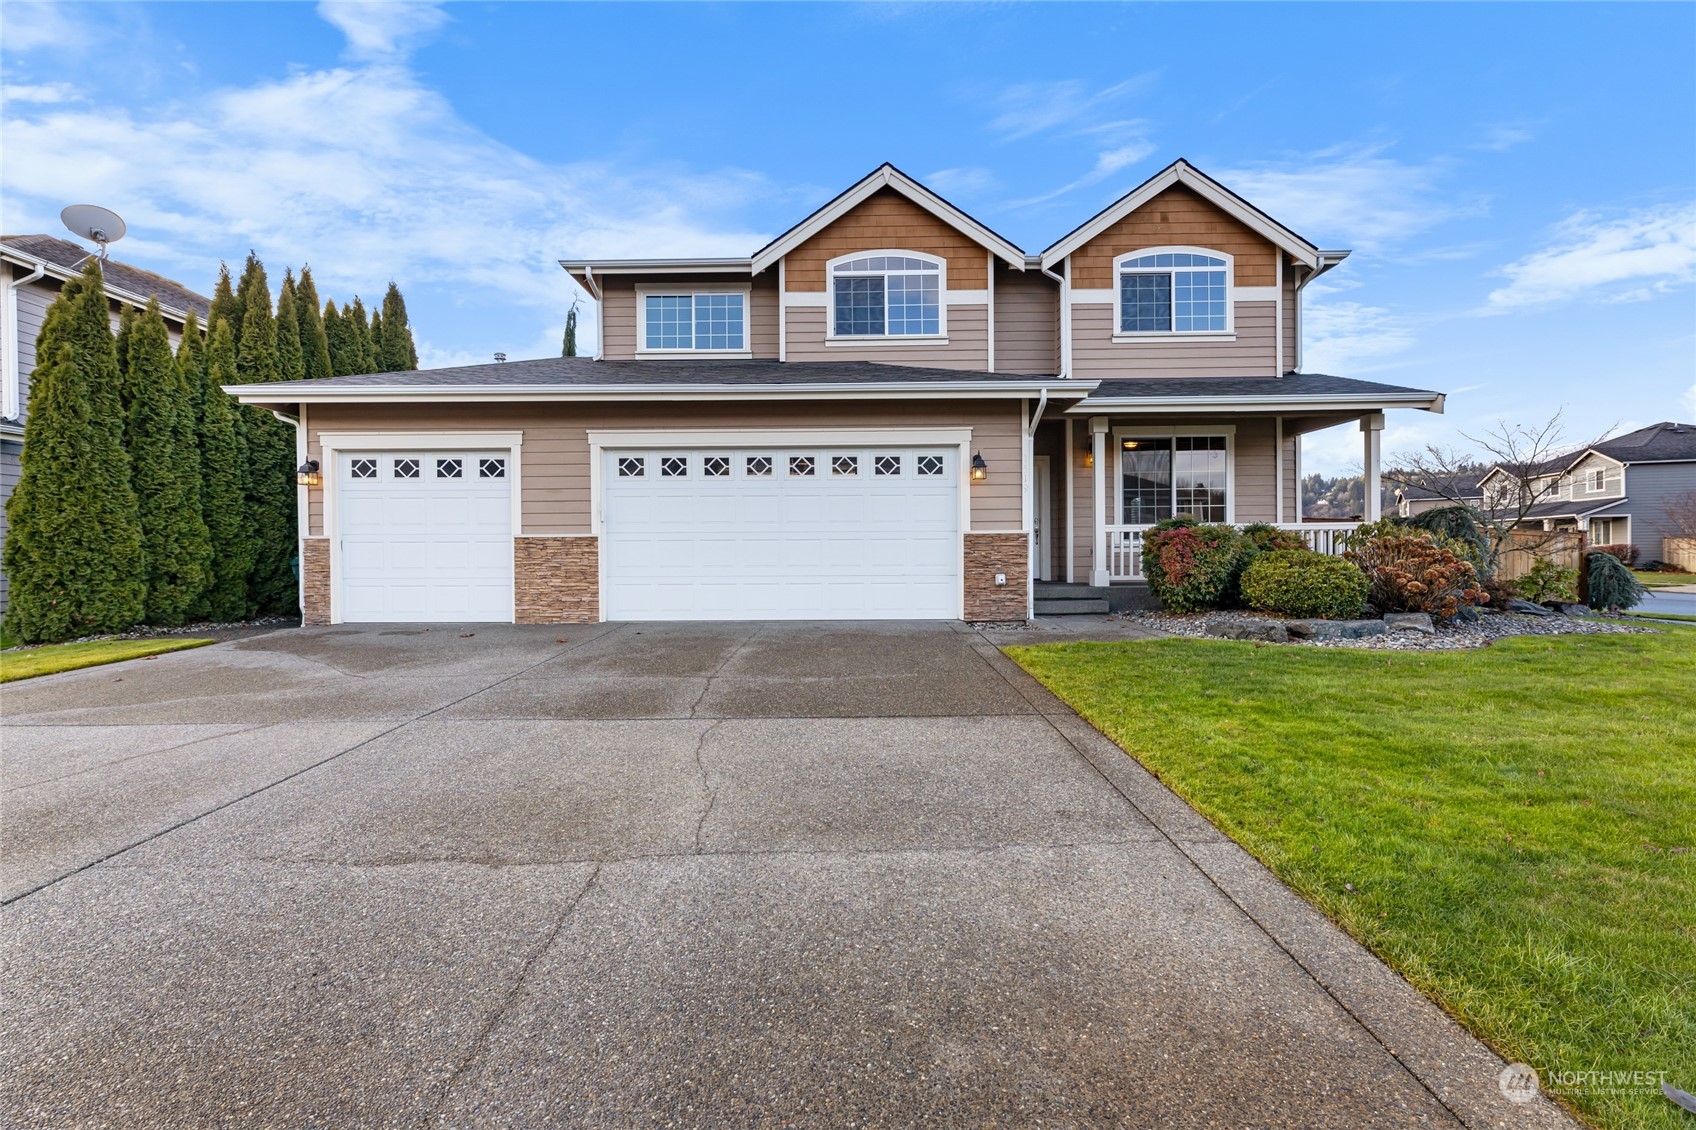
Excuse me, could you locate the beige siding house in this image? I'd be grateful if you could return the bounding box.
[229,160,1445,625]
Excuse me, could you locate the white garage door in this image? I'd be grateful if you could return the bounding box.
[603,446,959,620]
[337,451,513,622]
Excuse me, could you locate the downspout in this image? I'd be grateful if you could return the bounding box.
[1041,261,1070,378]
[2,260,48,420]
[581,265,604,361]
[1026,388,1048,436]
[271,408,307,621]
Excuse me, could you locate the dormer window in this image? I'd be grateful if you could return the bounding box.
[1116,248,1232,335]
[830,252,944,338]
[638,288,748,354]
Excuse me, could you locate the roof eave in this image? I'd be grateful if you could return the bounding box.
[559,258,755,276]
[224,378,1102,404]
[1065,391,1444,415]
[2,248,202,323]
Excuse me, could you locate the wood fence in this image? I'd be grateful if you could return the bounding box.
[1663,538,1696,571]
[1496,529,1585,582]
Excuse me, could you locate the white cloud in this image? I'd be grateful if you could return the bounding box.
[1474,125,1534,152]
[988,76,1156,141]
[1218,145,1478,251]
[1,82,83,104]
[1011,134,1156,207]
[923,166,998,198]
[316,1,450,60]
[0,13,776,365]
[1300,281,1418,375]
[0,3,82,53]
[1485,203,1696,310]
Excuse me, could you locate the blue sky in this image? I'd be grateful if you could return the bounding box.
[4,1,1692,472]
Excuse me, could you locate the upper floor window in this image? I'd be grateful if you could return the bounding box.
[831,252,943,338]
[1587,468,1606,491]
[640,290,746,352]
[1117,248,1231,335]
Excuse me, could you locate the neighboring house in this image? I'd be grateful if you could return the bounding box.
[1,235,212,613]
[1479,421,1696,557]
[226,159,1446,626]
[1389,473,1485,518]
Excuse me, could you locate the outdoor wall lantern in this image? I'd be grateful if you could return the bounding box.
[969,452,988,482]
[1083,450,1094,468]
[296,459,321,487]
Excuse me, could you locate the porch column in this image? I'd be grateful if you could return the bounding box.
[1091,416,1109,587]
[1361,412,1384,522]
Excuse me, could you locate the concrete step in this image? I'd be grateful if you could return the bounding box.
[1033,582,1113,600]
[1033,597,1111,615]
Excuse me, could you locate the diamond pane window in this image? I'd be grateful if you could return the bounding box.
[350,458,378,480]
[393,458,420,480]
[746,455,773,477]
[660,456,688,478]
[478,457,506,479]
[436,458,463,479]
[617,456,645,477]
[1119,251,1228,333]
[916,454,944,477]
[832,252,941,337]
[832,455,858,477]
[789,455,815,477]
[874,454,901,476]
[703,455,731,477]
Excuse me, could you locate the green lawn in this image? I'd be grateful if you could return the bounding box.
[0,637,215,682]
[1008,630,1695,1130]
[1632,570,1693,589]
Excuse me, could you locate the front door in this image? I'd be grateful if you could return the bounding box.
[1033,455,1052,581]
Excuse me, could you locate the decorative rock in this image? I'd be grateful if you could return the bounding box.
[1205,619,1289,643]
[1550,601,1589,616]
[1383,612,1435,635]
[1507,599,1556,617]
[1285,618,1389,641]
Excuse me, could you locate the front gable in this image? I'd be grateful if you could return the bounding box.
[1068,185,1279,289]
[784,187,989,292]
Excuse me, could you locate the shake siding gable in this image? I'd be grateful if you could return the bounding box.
[1069,185,1278,289]
[783,188,990,291]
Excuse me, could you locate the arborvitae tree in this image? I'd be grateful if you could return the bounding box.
[234,262,298,614]
[295,266,332,382]
[324,299,360,377]
[377,282,419,371]
[177,310,209,425]
[114,306,137,390]
[197,318,255,620]
[234,251,264,337]
[368,309,383,369]
[348,296,374,373]
[276,272,305,383]
[562,302,577,357]
[123,300,211,625]
[208,263,241,346]
[2,262,146,642]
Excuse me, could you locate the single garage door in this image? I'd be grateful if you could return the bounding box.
[603,446,959,620]
[338,451,513,622]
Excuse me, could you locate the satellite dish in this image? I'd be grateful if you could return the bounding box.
[61,204,127,259]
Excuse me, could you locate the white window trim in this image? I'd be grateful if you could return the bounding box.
[316,430,523,626]
[825,248,948,343]
[635,284,753,358]
[1112,246,1236,342]
[1111,424,1237,525]
[587,425,974,621]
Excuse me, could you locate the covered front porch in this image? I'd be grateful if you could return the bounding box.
[1017,373,1444,583]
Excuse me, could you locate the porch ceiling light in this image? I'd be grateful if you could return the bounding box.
[969,452,988,482]
[296,459,321,487]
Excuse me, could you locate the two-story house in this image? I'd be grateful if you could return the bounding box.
[1479,421,1696,557]
[1,234,212,613]
[227,160,1446,625]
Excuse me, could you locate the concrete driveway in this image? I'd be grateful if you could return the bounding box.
[2,622,1575,1128]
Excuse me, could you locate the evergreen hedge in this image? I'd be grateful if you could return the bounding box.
[1241,549,1369,620]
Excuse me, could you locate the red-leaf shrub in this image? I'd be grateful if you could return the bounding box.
[1344,532,1487,621]
[1141,522,1251,612]
[1591,543,1638,567]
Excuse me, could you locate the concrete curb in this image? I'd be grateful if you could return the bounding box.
[970,636,1585,1130]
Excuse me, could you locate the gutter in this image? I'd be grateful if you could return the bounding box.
[223,378,1103,405]
[0,249,203,324]
[1064,391,1444,414]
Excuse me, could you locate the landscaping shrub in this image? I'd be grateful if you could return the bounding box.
[1240,549,1369,620]
[1586,551,1647,611]
[1141,520,1251,612]
[1591,542,1638,567]
[1239,522,1307,554]
[1517,556,1579,604]
[1345,532,1487,621]
[1478,573,1518,610]
[1405,505,1491,571]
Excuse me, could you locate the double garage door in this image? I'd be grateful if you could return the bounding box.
[335,444,961,622]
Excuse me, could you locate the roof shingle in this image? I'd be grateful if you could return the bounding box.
[2,234,211,319]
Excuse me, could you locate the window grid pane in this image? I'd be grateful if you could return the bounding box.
[1120,272,1172,332]
[1173,270,1227,331]
[1120,438,1173,525]
[886,274,940,335]
[693,293,744,350]
[1173,436,1228,521]
[645,295,692,349]
[833,276,885,336]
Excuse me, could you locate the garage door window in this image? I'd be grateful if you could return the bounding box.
[350,458,378,479]
[437,458,463,479]
[789,455,815,476]
[618,456,645,477]
[478,457,506,479]
[394,458,420,479]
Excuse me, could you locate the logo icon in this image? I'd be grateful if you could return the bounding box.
[1499,1063,1540,1104]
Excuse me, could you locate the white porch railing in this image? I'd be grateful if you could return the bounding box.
[1105,522,1361,581]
